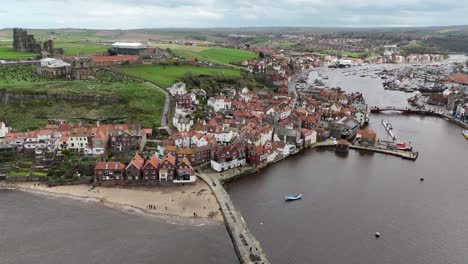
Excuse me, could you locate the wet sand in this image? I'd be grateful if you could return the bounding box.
[1,180,224,223]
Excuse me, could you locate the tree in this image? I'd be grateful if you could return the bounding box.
[258,52,265,59]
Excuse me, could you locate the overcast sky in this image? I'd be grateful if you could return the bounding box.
[1,0,468,29]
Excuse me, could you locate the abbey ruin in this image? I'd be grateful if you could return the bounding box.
[13,28,42,53]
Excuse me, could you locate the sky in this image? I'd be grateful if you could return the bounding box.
[1,0,468,29]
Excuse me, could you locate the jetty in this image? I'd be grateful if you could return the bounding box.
[197,169,269,264]
[381,119,396,140]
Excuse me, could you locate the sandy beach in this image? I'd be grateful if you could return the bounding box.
[1,181,224,223]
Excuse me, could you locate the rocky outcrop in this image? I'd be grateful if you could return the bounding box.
[13,28,42,53]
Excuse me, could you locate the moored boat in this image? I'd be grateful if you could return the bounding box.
[285,194,303,201]
[463,130,468,139]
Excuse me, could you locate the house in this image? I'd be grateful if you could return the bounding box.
[273,126,302,146]
[247,145,268,168]
[208,96,232,112]
[0,122,10,138]
[175,94,194,111]
[89,130,107,155]
[142,155,159,181]
[126,153,144,180]
[356,130,377,147]
[94,162,126,181]
[2,132,25,147]
[168,82,187,96]
[112,128,146,151]
[174,157,196,183]
[173,115,194,132]
[159,154,176,181]
[301,129,317,147]
[166,145,212,167]
[354,111,368,127]
[211,144,247,172]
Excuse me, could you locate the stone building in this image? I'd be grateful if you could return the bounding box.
[37,58,71,79]
[13,28,41,53]
[71,57,92,80]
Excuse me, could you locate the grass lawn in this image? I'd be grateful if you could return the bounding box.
[7,171,30,177]
[120,64,241,88]
[54,41,108,55]
[0,80,165,130]
[153,44,257,66]
[30,172,48,177]
[0,43,37,59]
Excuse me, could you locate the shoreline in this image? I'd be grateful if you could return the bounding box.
[0,181,224,226]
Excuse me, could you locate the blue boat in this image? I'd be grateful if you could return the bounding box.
[285,194,303,201]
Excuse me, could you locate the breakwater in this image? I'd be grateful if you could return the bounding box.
[197,169,269,264]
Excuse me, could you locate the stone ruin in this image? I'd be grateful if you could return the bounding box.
[12,28,64,57]
[13,28,42,53]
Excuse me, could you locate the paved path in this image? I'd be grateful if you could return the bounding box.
[197,171,270,264]
[145,81,172,135]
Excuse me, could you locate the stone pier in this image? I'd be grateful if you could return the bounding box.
[197,169,269,264]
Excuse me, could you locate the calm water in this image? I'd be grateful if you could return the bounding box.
[0,190,238,264]
[227,61,468,264]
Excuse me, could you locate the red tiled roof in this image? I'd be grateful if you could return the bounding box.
[449,73,468,85]
[127,153,145,170]
[92,55,139,63]
[161,153,176,166]
[144,155,159,169]
[95,162,125,170]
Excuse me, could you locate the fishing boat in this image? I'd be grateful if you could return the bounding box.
[285,194,303,201]
[463,130,468,139]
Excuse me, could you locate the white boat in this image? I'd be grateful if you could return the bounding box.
[463,130,468,139]
[285,194,302,201]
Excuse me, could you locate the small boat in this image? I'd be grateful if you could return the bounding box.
[463,130,468,139]
[285,194,303,201]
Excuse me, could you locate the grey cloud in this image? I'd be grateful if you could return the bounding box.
[1,0,468,29]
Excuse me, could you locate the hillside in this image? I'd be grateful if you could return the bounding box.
[119,64,241,88]
[0,66,165,131]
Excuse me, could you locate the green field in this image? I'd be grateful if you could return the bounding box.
[0,66,165,131]
[319,49,366,58]
[153,44,257,66]
[120,64,241,88]
[0,43,37,59]
[53,41,109,55]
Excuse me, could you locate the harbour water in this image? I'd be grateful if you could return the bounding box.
[0,190,238,264]
[227,59,468,264]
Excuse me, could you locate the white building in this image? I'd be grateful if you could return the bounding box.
[173,115,194,132]
[168,82,187,96]
[207,96,232,112]
[0,122,10,138]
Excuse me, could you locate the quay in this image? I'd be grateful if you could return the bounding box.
[197,168,270,264]
[313,140,418,160]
